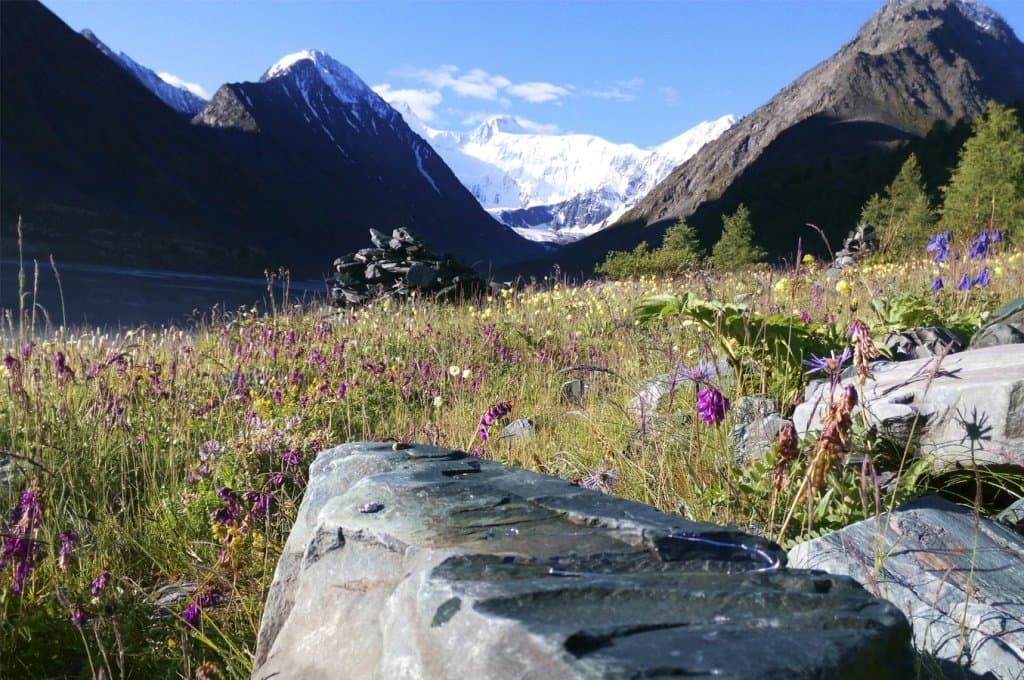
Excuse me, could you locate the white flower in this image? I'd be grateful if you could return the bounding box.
[432,395,444,409]
[448,365,460,377]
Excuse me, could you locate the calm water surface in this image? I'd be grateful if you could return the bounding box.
[0,259,329,330]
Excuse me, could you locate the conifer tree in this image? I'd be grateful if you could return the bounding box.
[658,218,704,269]
[940,102,1024,242]
[859,153,936,256]
[710,204,766,272]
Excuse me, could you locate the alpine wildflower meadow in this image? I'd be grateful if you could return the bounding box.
[2,237,1023,678]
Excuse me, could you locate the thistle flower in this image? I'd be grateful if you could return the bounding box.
[695,387,730,426]
[580,459,618,494]
[673,360,716,386]
[803,347,852,389]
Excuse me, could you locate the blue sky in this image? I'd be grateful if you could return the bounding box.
[43,0,1024,147]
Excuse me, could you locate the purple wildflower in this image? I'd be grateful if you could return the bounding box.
[91,569,111,596]
[70,604,89,627]
[196,586,224,609]
[337,381,348,398]
[674,360,716,386]
[58,531,78,572]
[926,231,951,263]
[930,277,943,292]
[580,460,618,494]
[211,487,242,527]
[282,448,301,466]
[968,231,991,259]
[695,387,731,426]
[477,401,512,442]
[2,480,42,593]
[973,268,990,288]
[989,229,1003,243]
[799,312,813,324]
[956,273,972,291]
[803,347,852,379]
[181,602,201,627]
[53,351,75,385]
[2,355,16,371]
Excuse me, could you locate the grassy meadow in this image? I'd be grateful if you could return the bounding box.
[2,237,1023,678]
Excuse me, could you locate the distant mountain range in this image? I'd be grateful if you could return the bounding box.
[543,0,1024,275]
[3,0,1022,281]
[393,108,734,244]
[81,29,208,116]
[1,2,539,277]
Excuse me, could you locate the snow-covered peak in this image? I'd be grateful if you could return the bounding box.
[387,104,734,242]
[261,49,386,112]
[654,115,737,159]
[81,29,207,115]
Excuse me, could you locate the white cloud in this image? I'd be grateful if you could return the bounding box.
[402,65,509,101]
[505,81,571,103]
[589,78,644,102]
[400,65,571,105]
[157,72,210,99]
[373,83,443,122]
[659,85,681,107]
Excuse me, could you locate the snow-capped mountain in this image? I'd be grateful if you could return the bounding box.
[81,29,208,116]
[392,106,734,243]
[192,49,540,267]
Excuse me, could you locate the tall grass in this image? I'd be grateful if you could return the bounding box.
[1,238,1022,678]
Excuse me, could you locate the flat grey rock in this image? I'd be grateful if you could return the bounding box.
[498,418,535,440]
[789,496,1024,678]
[731,414,791,464]
[793,345,1024,472]
[254,442,912,679]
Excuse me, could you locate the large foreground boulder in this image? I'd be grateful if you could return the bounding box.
[793,345,1024,472]
[254,442,912,678]
[789,496,1024,678]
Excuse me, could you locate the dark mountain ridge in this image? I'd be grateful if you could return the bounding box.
[539,0,1024,276]
[1,1,539,279]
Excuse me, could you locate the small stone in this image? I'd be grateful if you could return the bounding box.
[368,228,390,248]
[358,502,384,514]
[498,418,534,440]
[560,379,588,405]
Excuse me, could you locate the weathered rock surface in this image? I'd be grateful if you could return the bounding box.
[731,414,791,465]
[969,297,1024,349]
[793,345,1024,472]
[789,496,1024,678]
[882,327,964,361]
[254,442,913,679]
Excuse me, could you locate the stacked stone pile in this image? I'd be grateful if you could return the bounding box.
[330,228,491,307]
[831,222,877,270]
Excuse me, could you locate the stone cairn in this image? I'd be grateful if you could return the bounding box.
[330,228,491,308]
[832,223,877,269]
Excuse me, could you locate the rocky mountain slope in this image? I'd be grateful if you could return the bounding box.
[81,29,208,116]
[1,2,538,277]
[396,109,734,243]
[545,0,1024,275]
